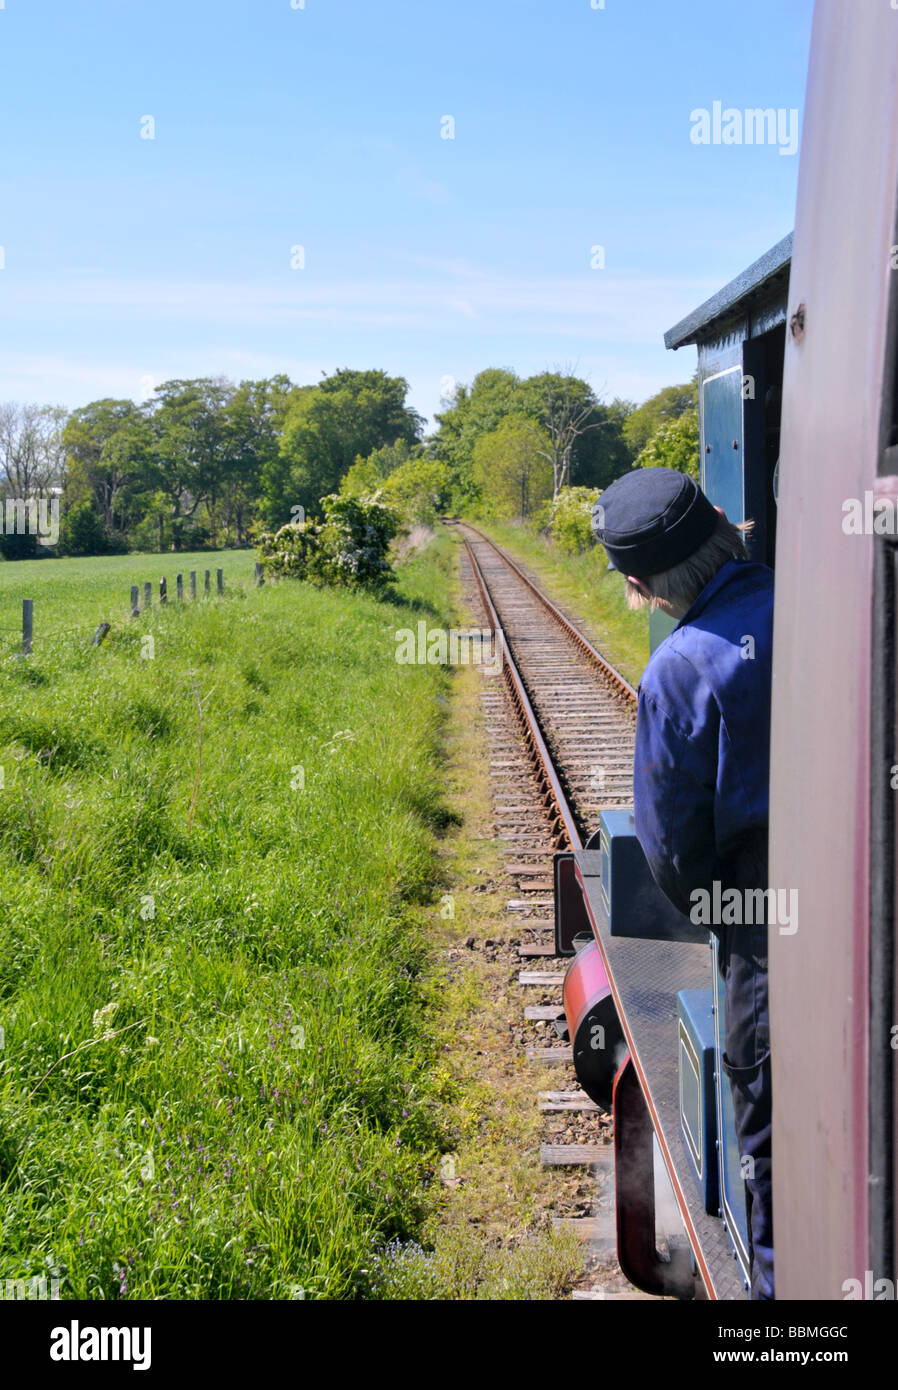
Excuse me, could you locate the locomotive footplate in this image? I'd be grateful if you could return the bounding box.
[572,850,749,1301]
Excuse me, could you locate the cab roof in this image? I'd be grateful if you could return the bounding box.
[664,232,793,350]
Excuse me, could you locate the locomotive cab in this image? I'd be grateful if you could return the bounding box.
[665,238,790,1286]
[665,231,790,574]
[556,237,791,1298]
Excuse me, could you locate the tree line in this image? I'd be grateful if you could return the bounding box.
[0,367,698,557]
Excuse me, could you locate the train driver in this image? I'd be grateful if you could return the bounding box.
[592,467,775,1302]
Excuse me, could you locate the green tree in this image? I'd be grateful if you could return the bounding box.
[471,414,553,520]
[634,406,700,481]
[257,382,313,530]
[517,373,633,494]
[622,379,698,456]
[58,502,109,556]
[144,378,235,548]
[340,439,417,498]
[219,376,292,544]
[431,369,633,505]
[274,369,423,522]
[431,368,522,504]
[377,456,454,526]
[63,398,152,540]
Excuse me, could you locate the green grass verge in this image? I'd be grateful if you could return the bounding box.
[478,520,651,686]
[0,535,460,1300]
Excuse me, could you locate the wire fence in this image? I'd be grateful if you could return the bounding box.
[4,563,267,656]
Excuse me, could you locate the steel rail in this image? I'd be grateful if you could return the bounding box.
[454,521,639,707]
[461,532,583,853]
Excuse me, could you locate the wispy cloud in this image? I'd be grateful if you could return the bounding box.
[0,258,717,418]
[1,264,718,345]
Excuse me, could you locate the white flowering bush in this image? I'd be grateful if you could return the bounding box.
[258,495,399,591]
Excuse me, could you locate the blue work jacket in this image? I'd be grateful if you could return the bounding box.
[633,559,774,917]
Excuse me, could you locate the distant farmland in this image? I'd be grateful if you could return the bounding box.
[0,549,253,653]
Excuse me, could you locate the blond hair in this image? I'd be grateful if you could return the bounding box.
[625,512,754,612]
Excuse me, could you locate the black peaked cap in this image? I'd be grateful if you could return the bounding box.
[591,468,718,578]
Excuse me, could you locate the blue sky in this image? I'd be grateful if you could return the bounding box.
[0,0,814,428]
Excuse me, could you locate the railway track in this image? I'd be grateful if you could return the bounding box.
[456,521,637,848]
[451,520,659,1300]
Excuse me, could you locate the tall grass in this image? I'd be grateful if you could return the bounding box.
[0,539,458,1299]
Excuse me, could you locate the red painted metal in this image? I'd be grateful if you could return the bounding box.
[563,938,613,1040]
[561,938,623,1110]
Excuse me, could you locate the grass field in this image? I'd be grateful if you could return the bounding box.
[0,549,254,655]
[0,538,461,1300]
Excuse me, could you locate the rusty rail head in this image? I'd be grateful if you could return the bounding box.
[459,530,583,853]
[455,520,639,708]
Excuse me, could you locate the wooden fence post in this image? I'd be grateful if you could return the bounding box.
[130,585,139,618]
[91,622,111,647]
[176,573,183,601]
[22,599,32,655]
[217,568,224,595]
[160,577,167,604]
[144,581,152,608]
[190,571,197,599]
[204,570,210,596]
[254,561,264,586]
